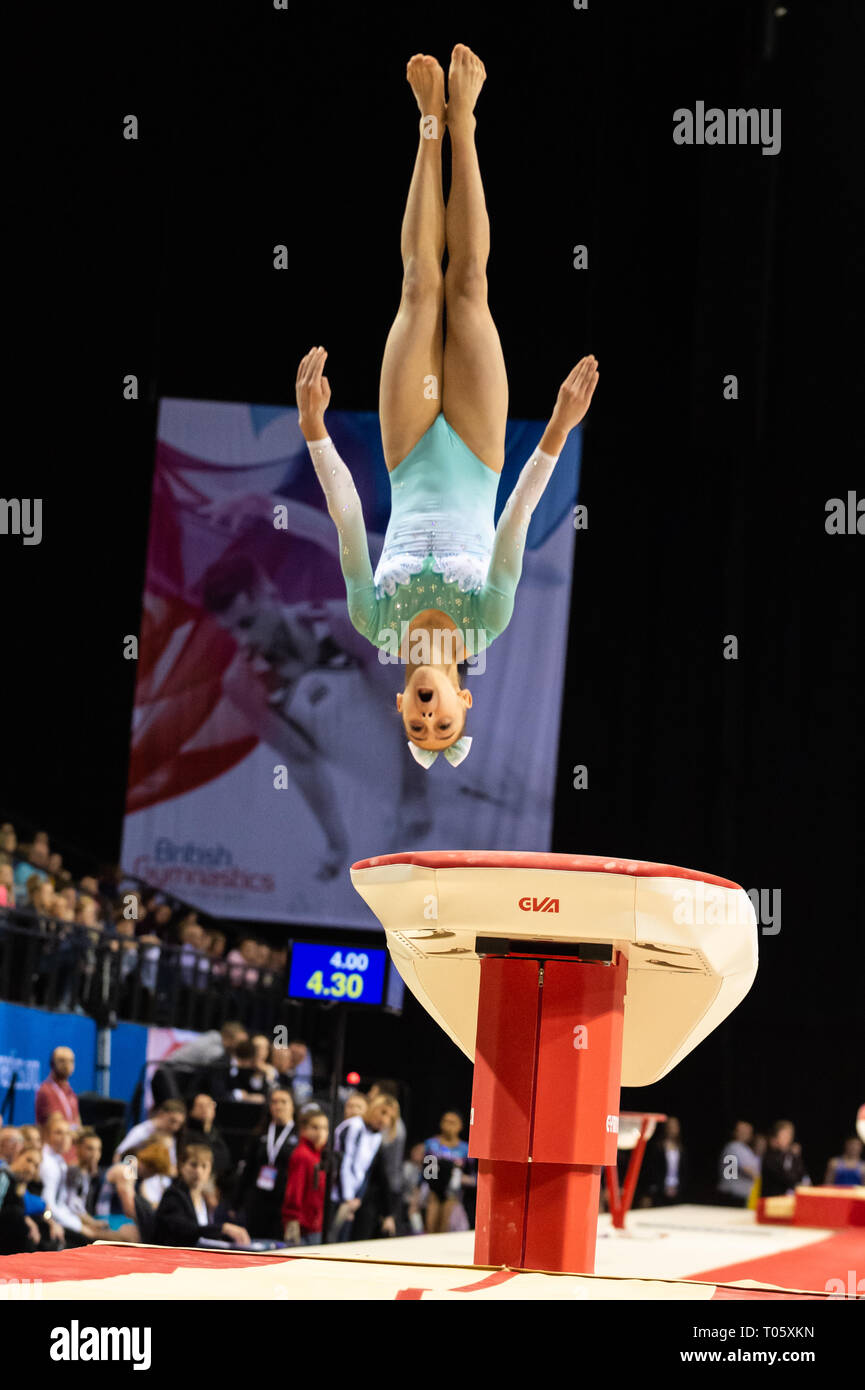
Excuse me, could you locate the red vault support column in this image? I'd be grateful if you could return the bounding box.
[469,949,628,1274]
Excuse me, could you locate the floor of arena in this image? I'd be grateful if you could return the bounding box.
[2,1206,860,1300]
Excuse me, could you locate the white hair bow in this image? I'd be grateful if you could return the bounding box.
[407,736,472,769]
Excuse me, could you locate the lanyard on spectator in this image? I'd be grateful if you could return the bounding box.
[266,1123,292,1165]
[48,1079,76,1121]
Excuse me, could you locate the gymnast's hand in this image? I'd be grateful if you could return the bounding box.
[296,345,332,440]
[550,355,599,434]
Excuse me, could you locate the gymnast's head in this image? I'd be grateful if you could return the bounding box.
[396,617,473,758]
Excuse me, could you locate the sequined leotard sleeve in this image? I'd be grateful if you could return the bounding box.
[306,435,380,642]
[476,444,560,638]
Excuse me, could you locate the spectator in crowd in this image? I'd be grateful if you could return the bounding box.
[181,1093,232,1184]
[206,929,229,978]
[13,841,51,902]
[402,1142,428,1234]
[0,1146,53,1254]
[39,1115,109,1245]
[824,1137,865,1187]
[226,936,262,990]
[116,1099,187,1167]
[155,1144,250,1248]
[95,1143,174,1237]
[0,1126,23,1165]
[366,1081,406,1210]
[342,1090,368,1122]
[167,1020,248,1072]
[0,823,17,854]
[1,1142,65,1251]
[0,859,14,907]
[133,1142,176,1208]
[716,1120,762,1206]
[420,1111,472,1234]
[19,1125,41,1150]
[177,917,208,989]
[276,1039,314,1103]
[63,1128,105,1222]
[35,1046,81,1133]
[282,1105,329,1247]
[251,1034,279,1086]
[329,1094,399,1242]
[641,1117,689,1207]
[212,1037,271,1102]
[761,1120,809,1197]
[233,1088,297,1238]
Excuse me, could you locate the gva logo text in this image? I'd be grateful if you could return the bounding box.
[518,897,559,913]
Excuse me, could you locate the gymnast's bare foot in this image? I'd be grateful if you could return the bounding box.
[446,44,486,130]
[406,54,446,134]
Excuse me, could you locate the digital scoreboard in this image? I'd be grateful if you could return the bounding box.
[288,942,388,1006]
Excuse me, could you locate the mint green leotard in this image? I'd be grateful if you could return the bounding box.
[307,412,559,654]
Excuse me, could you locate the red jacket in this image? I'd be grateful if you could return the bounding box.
[281,1137,327,1233]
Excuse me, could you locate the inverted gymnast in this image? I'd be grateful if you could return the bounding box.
[297,45,598,768]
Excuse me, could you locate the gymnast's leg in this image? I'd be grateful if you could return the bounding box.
[379,56,446,471]
[442,45,509,474]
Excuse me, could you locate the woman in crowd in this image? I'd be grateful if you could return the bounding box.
[232,1087,297,1238]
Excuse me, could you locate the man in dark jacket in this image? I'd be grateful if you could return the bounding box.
[179,1094,233,1184]
[154,1145,251,1247]
[761,1120,809,1197]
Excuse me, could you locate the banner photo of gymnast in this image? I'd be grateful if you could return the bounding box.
[119,396,582,927]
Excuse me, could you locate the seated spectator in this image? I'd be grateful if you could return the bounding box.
[716,1120,761,1206]
[116,1099,187,1167]
[419,1111,471,1234]
[134,1142,175,1208]
[40,1115,110,1245]
[233,1088,297,1238]
[35,1045,81,1133]
[761,1120,809,1196]
[0,1145,62,1254]
[180,1094,232,1184]
[0,823,17,854]
[63,1128,105,1221]
[95,1143,173,1236]
[824,1137,865,1187]
[0,1126,23,1165]
[282,1105,329,1247]
[154,1144,250,1247]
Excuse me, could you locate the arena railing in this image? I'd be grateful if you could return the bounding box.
[0,908,286,1034]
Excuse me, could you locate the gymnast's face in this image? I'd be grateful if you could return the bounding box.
[396,666,472,750]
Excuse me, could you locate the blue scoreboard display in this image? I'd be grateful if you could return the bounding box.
[288,942,388,1006]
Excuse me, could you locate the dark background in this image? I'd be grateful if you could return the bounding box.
[6,0,862,1190]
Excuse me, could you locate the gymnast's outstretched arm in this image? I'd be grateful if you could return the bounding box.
[297,346,379,639]
[480,356,599,633]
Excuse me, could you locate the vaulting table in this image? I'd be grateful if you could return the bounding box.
[351,850,758,1274]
